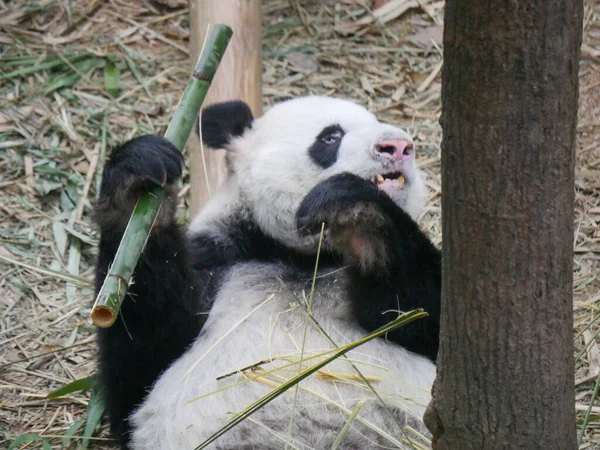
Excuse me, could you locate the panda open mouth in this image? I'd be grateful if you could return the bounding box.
[373,171,406,187]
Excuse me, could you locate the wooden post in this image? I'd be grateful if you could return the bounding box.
[188,0,262,215]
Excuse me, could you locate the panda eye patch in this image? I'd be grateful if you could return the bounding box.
[309,125,345,169]
[319,125,344,145]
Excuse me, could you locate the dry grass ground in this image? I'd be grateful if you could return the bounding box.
[0,0,598,448]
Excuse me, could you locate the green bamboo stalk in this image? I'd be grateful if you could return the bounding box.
[91,25,233,328]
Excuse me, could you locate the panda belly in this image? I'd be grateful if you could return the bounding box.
[129,261,435,450]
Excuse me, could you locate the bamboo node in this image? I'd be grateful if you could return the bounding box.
[193,70,214,82]
[108,273,129,286]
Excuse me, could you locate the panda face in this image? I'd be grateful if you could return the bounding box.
[201,96,427,250]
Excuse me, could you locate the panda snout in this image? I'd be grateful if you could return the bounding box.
[375,139,414,162]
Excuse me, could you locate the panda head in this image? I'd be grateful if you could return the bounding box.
[198,96,427,251]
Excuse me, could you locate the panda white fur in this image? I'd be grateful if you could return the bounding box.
[94,96,441,450]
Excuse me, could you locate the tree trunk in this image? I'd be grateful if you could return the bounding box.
[188,0,262,215]
[424,1,583,449]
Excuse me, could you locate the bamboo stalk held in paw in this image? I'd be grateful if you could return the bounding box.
[91,25,233,328]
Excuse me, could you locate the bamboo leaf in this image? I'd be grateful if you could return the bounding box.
[44,58,103,94]
[104,57,120,98]
[82,386,106,449]
[8,434,46,449]
[0,54,89,79]
[331,399,366,450]
[47,375,96,399]
[95,114,109,199]
[125,55,151,97]
[61,419,85,449]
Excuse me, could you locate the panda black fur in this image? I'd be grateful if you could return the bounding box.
[95,96,441,449]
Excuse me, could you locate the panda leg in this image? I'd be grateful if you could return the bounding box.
[296,173,441,361]
[94,136,202,448]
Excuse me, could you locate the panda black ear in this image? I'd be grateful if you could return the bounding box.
[199,101,254,149]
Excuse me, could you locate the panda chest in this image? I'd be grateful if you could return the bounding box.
[202,261,357,369]
[132,261,435,449]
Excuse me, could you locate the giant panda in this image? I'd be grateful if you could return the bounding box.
[94,96,441,450]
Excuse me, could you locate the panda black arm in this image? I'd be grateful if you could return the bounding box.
[347,247,440,362]
[94,136,203,448]
[296,173,441,361]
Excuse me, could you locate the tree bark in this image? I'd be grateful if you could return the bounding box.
[424,1,583,449]
[188,0,262,215]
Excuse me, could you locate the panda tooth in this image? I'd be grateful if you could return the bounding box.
[397,174,406,185]
[375,174,384,185]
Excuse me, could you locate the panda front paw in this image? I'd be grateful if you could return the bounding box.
[296,173,388,235]
[296,173,398,271]
[102,135,183,192]
[95,135,183,231]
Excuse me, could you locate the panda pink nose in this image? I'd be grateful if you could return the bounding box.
[375,139,414,161]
